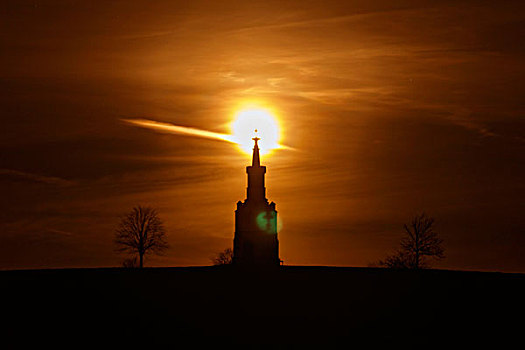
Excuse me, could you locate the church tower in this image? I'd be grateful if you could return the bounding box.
[233,132,280,266]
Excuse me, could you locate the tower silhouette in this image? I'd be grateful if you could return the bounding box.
[233,132,280,266]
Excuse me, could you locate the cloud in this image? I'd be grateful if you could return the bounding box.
[0,169,72,186]
[46,228,74,237]
[121,118,234,143]
[122,118,294,150]
[446,109,497,138]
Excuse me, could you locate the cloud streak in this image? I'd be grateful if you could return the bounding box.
[0,169,72,186]
[122,118,235,143]
[122,118,293,150]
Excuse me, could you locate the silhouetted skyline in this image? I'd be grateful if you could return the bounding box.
[1,0,524,272]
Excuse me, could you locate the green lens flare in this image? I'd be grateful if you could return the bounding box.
[256,211,277,234]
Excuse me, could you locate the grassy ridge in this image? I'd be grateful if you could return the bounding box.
[3,266,524,346]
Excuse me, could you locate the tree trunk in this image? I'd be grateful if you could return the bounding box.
[139,253,144,268]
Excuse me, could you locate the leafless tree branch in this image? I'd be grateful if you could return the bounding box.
[379,213,445,269]
[211,248,233,265]
[114,205,169,268]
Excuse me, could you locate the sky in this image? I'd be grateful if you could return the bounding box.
[1,0,524,272]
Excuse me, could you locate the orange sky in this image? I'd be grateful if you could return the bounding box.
[1,0,524,271]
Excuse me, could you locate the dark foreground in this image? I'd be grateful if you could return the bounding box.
[2,266,524,347]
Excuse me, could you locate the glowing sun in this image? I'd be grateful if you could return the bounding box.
[231,107,280,155]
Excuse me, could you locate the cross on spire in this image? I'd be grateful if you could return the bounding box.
[252,129,260,146]
[252,129,260,166]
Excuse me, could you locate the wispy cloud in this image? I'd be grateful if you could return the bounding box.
[446,109,498,138]
[122,118,235,143]
[0,169,72,186]
[224,7,425,36]
[47,228,74,237]
[122,118,294,150]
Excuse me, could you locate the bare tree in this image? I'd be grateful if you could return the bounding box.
[379,213,444,269]
[115,206,169,268]
[212,248,233,265]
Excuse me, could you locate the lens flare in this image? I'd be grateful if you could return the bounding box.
[231,108,280,155]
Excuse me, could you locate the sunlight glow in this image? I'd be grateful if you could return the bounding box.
[122,104,289,158]
[231,107,281,155]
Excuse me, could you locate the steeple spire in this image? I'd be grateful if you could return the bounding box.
[252,129,260,167]
[234,126,279,267]
[245,129,266,202]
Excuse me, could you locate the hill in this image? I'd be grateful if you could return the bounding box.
[2,266,524,346]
